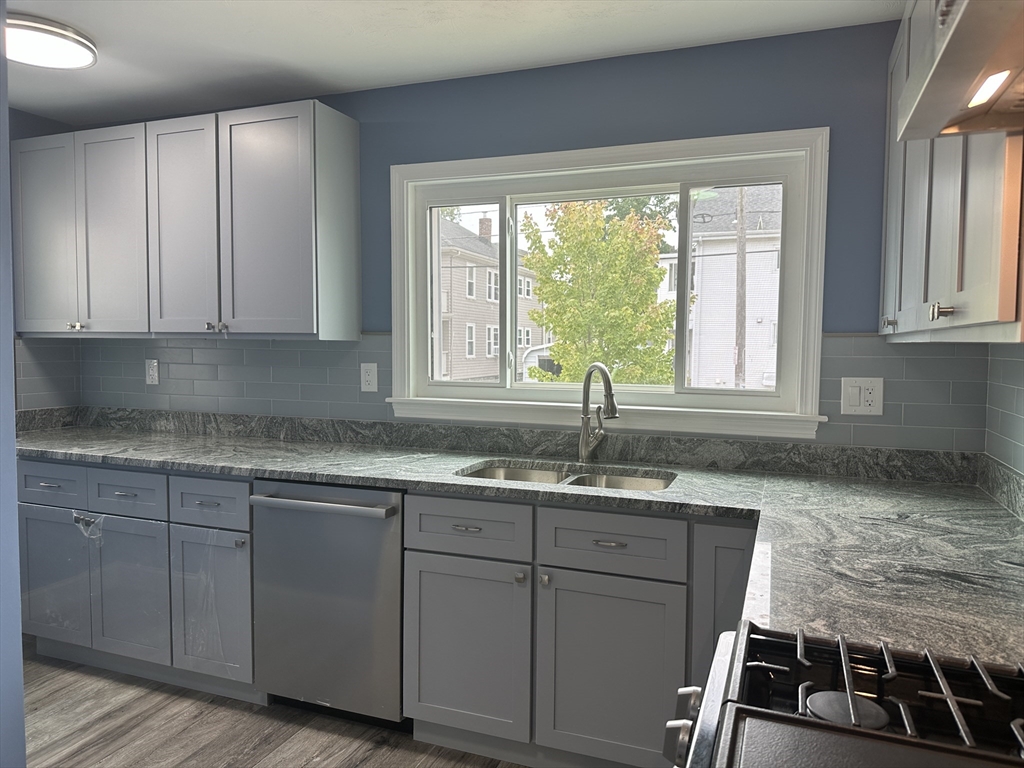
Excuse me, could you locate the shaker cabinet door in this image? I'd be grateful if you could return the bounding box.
[403,551,532,743]
[147,114,221,333]
[75,124,150,332]
[19,504,92,647]
[170,525,252,683]
[535,568,686,768]
[11,134,80,333]
[89,515,171,665]
[218,102,316,334]
[880,27,907,332]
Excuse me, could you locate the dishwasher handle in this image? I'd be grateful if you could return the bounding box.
[249,494,397,519]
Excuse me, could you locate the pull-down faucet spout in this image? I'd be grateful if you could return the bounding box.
[579,362,619,462]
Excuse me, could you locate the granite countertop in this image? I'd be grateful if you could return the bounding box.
[16,427,1024,667]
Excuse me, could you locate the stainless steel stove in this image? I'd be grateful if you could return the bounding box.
[665,621,1024,768]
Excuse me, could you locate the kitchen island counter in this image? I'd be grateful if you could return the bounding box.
[16,426,1024,667]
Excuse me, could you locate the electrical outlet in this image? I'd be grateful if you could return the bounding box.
[145,359,159,386]
[361,363,378,392]
[840,377,883,415]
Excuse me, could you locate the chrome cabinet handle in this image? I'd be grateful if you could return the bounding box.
[73,513,96,526]
[929,302,955,321]
[451,524,483,533]
[881,316,897,329]
[113,491,137,497]
[592,539,627,548]
[218,322,229,332]
[235,539,246,548]
[66,322,75,330]
[194,500,221,507]
[38,482,61,488]
[205,322,216,331]
[65,321,84,331]
[514,572,526,584]
[539,574,550,586]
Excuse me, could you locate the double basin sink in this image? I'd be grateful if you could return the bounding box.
[459,463,674,491]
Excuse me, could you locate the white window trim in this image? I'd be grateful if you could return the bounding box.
[485,325,498,357]
[466,267,475,298]
[391,128,829,439]
[465,323,475,358]
[525,278,532,298]
[486,269,499,302]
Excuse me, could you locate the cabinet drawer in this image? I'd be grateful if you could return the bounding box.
[537,507,687,583]
[169,477,251,531]
[87,468,168,521]
[17,460,88,508]
[406,495,533,561]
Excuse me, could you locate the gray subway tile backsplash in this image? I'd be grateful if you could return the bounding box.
[14,334,1024,477]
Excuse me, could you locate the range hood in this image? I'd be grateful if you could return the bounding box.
[898,0,1024,140]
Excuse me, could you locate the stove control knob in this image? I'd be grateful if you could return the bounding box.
[673,685,703,720]
[663,718,694,766]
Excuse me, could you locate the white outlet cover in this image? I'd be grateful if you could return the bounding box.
[361,363,378,393]
[841,377,883,415]
[145,359,159,386]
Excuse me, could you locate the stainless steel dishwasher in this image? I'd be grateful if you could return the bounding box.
[251,480,403,721]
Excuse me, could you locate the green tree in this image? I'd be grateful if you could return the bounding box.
[605,195,678,253]
[521,201,676,385]
[439,207,461,223]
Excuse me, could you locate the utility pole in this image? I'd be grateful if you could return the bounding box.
[734,187,746,389]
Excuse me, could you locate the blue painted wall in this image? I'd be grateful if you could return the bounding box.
[324,21,899,334]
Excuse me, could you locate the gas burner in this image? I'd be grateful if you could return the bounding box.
[806,690,890,730]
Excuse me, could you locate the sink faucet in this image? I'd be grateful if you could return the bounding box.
[579,362,619,462]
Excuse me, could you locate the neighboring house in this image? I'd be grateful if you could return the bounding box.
[435,217,546,382]
[684,184,782,390]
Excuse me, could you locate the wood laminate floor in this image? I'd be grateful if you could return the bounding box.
[23,638,526,768]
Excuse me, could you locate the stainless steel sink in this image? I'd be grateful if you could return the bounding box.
[566,473,673,491]
[461,466,571,483]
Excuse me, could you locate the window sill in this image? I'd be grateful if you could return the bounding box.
[389,397,826,439]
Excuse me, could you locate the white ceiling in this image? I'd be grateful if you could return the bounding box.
[8,0,905,127]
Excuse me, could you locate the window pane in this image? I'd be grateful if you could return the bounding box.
[684,183,782,391]
[430,204,501,382]
[515,194,678,385]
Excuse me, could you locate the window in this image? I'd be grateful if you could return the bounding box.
[466,267,475,298]
[486,269,499,302]
[486,325,499,357]
[465,324,475,358]
[393,129,829,437]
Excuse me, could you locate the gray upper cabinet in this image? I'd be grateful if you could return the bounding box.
[147,115,221,333]
[88,514,171,665]
[75,124,150,333]
[403,551,532,742]
[19,503,92,647]
[10,134,79,333]
[170,525,252,683]
[881,9,1023,342]
[218,100,360,339]
[535,567,687,768]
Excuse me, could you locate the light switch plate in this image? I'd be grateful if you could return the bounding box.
[361,363,378,392]
[841,377,883,415]
[145,359,159,386]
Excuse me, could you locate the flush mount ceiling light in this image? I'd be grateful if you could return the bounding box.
[4,13,97,69]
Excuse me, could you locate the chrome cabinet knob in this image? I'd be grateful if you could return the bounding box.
[514,572,526,584]
[539,573,550,586]
[205,322,215,331]
[881,316,897,330]
[66,322,74,330]
[929,302,955,321]
[218,322,229,332]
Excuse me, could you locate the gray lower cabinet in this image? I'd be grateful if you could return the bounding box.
[534,567,687,768]
[404,551,532,742]
[170,525,252,683]
[690,523,757,688]
[18,503,172,665]
[89,514,171,665]
[18,504,92,647]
